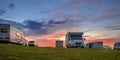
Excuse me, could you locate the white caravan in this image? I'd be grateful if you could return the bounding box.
[86,42,103,48]
[114,42,120,50]
[66,32,85,48]
[0,24,26,45]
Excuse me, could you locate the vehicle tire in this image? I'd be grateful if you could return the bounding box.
[81,46,84,48]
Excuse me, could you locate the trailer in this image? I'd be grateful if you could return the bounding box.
[86,42,103,48]
[114,42,120,50]
[0,24,26,45]
[56,40,63,48]
[66,32,85,48]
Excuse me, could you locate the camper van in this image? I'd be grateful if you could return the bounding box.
[66,32,85,48]
[28,41,35,46]
[86,42,103,48]
[0,24,26,45]
[114,42,120,50]
[56,40,63,48]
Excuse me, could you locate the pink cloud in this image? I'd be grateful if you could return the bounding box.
[48,9,63,17]
[64,0,99,8]
[95,9,120,21]
[66,0,82,8]
[104,9,120,15]
[48,32,66,39]
[36,40,56,47]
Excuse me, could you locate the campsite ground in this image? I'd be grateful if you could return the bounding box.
[0,44,120,60]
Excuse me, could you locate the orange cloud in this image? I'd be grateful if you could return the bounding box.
[36,40,56,47]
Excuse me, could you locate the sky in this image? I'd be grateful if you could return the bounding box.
[0,0,120,47]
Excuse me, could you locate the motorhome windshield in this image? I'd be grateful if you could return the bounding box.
[71,35,83,40]
[115,43,120,46]
[29,41,34,43]
[71,37,83,40]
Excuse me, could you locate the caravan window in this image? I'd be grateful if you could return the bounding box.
[16,32,21,38]
[1,28,8,33]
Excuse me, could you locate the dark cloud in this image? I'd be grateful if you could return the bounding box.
[96,9,120,21]
[23,20,44,29]
[0,9,6,16]
[48,19,68,24]
[8,3,15,10]
[23,19,69,30]
[22,18,83,36]
[23,20,48,36]
[0,3,14,16]
[105,25,120,31]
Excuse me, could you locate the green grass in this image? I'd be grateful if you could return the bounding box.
[0,44,120,60]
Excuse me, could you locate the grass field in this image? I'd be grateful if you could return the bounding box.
[0,44,120,60]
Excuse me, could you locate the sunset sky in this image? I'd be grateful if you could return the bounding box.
[0,0,120,47]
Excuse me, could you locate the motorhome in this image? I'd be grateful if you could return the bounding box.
[86,42,103,48]
[114,42,120,50]
[56,40,63,48]
[66,32,85,48]
[0,24,26,45]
